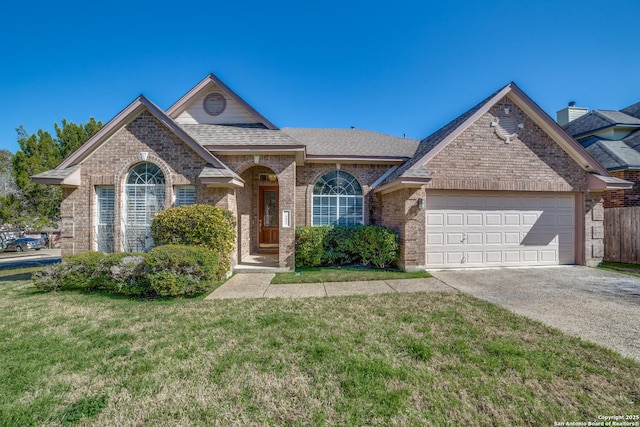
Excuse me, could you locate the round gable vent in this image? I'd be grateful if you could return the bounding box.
[203,92,226,116]
[493,116,522,143]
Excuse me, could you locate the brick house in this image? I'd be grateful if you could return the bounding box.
[559,101,640,208]
[33,74,630,270]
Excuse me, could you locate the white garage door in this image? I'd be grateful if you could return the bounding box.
[425,193,575,268]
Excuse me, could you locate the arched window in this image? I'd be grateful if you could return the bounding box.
[312,170,363,226]
[125,162,166,251]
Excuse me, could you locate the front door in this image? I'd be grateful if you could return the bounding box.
[259,186,279,251]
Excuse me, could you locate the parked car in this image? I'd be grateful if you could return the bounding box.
[3,238,46,252]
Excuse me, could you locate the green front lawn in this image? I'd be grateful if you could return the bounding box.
[600,261,640,277]
[271,266,432,284]
[1,273,638,426]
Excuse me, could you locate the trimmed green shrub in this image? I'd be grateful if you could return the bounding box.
[63,251,107,290]
[97,252,149,296]
[295,225,400,269]
[32,263,67,292]
[151,205,236,279]
[145,244,220,297]
[325,225,361,265]
[353,225,399,268]
[33,252,106,292]
[294,226,332,268]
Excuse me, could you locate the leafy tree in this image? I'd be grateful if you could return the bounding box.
[11,127,63,226]
[8,118,103,228]
[55,117,102,158]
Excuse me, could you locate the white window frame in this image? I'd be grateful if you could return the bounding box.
[312,170,364,226]
[174,185,195,207]
[96,186,115,253]
[124,163,166,252]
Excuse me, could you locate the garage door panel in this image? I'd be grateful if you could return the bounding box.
[425,193,575,268]
[504,251,521,263]
[504,232,521,245]
[466,213,483,225]
[447,213,464,225]
[466,252,484,264]
[447,252,465,263]
[485,233,502,244]
[427,233,444,245]
[485,213,502,226]
[466,232,483,245]
[522,213,539,226]
[427,252,444,264]
[540,250,557,262]
[427,213,444,226]
[447,233,465,245]
[504,214,520,225]
[485,251,502,263]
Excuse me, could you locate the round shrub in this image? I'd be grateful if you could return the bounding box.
[294,226,332,268]
[145,244,221,297]
[32,264,67,292]
[353,225,399,268]
[151,205,236,279]
[62,251,106,290]
[98,252,149,296]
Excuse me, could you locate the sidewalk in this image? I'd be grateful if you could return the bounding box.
[205,272,455,300]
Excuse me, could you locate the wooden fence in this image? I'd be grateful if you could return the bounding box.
[604,207,640,264]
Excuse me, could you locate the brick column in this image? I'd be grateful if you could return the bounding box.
[584,192,605,266]
[379,188,426,271]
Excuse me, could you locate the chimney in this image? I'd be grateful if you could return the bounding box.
[556,101,588,126]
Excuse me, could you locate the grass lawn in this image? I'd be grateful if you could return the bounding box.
[600,261,640,277]
[1,268,639,426]
[271,266,432,284]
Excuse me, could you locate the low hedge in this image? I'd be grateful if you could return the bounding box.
[151,205,236,280]
[295,225,399,269]
[33,244,223,298]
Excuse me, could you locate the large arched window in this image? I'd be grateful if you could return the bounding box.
[312,170,363,225]
[125,162,166,251]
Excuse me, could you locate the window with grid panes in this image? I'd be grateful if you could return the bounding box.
[124,163,165,252]
[96,186,115,253]
[312,170,363,226]
[174,185,195,206]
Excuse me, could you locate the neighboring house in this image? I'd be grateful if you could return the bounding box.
[32,73,629,270]
[559,101,640,207]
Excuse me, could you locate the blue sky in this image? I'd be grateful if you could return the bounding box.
[1,0,638,154]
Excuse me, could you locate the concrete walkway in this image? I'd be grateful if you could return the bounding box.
[205,273,454,300]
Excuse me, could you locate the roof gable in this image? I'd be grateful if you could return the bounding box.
[621,101,640,120]
[57,95,238,180]
[166,73,277,129]
[377,82,608,191]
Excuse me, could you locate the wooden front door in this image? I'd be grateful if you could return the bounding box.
[259,186,279,251]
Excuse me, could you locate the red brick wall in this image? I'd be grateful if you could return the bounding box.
[423,98,587,192]
[60,111,229,255]
[604,170,640,208]
[295,164,392,227]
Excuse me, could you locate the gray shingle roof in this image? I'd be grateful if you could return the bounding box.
[564,109,640,137]
[623,129,640,151]
[580,136,640,170]
[621,102,640,119]
[181,124,302,146]
[281,128,419,157]
[31,165,80,180]
[381,86,502,185]
[594,110,640,125]
[199,163,241,178]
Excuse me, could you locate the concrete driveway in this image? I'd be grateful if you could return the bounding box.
[430,266,640,362]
